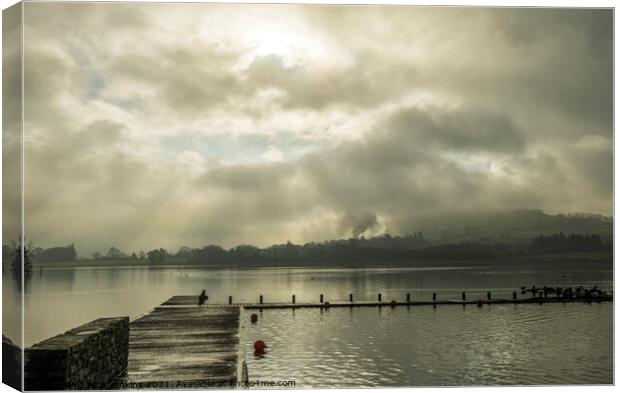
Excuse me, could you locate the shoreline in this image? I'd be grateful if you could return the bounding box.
[5,250,612,270]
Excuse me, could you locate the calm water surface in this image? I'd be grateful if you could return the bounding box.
[2,261,613,386]
[241,303,612,387]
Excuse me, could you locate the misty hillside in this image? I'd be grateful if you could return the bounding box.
[2,209,612,265]
[413,209,612,246]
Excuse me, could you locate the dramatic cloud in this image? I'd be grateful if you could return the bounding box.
[15,3,612,255]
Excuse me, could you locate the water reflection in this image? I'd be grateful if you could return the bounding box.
[2,262,610,347]
[2,266,24,344]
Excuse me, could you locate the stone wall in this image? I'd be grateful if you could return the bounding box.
[25,317,129,390]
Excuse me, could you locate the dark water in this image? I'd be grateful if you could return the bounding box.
[2,260,613,386]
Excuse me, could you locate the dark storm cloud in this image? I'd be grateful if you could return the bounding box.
[482,9,612,137]
[185,105,568,240]
[493,8,612,55]
[17,3,613,254]
[383,107,526,154]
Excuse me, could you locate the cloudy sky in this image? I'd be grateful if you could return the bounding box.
[8,3,613,255]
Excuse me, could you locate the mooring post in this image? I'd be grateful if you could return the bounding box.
[432,292,436,301]
[229,296,232,305]
[406,293,411,303]
[259,295,263,304]
[320,294,324,303]
[487,292,491,300]
[292,294,296,304]
[378,293,382,302]
[513,291,517,300]
[349,293,353,302]
[462,292,466,301]
[539,291,543,299]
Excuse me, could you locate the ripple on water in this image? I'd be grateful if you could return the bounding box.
[241,303,612,387]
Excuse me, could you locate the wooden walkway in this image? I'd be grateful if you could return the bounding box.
[150,294,613,310]
[119,297,241,389]
[243,296,613,309]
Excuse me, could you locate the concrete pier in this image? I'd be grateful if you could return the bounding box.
[118,297,241,389]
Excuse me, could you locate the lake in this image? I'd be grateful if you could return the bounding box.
[241,302,613,386]
[2,258,613,386]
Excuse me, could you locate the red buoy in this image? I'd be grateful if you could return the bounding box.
[250,313,258,323]
[324,301,331,308]
[254,340,266,352]
[476,299,484,307]
[390,300,397,307]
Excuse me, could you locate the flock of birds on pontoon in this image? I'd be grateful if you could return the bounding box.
[521,285,609,299]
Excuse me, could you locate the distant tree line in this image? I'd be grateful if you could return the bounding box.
[175,237,495,266]
[1,231,610,266]
[36,244,77,263]
[147,248,168,263]
[95,233,429,265]
[3,243,77,264]
[529,233,610,253]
